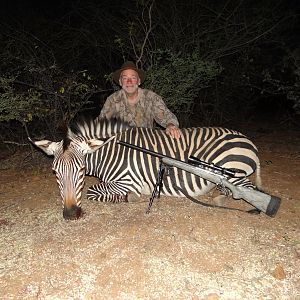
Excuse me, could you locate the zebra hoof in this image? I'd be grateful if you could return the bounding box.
[63,205,82,220]
[127,192,141,203]
[212,195,227,206]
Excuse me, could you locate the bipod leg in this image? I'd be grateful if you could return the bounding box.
[146,159,165,214]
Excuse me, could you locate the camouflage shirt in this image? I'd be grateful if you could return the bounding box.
[99,88,179,128]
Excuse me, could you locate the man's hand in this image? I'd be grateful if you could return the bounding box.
[166,124,181,139]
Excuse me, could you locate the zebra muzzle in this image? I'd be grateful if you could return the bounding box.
[63,205,83,220]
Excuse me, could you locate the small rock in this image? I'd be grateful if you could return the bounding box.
[272,264,286,280]
[0,219,9,226]
[204,293,220,300]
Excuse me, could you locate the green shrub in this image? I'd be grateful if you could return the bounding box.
[0,77,44,123]
[144,50,222,126]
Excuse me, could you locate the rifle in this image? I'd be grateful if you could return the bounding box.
[117,140,281,217]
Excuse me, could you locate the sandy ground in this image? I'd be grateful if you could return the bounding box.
[0,124,300,299]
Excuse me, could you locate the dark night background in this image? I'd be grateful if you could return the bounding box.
[0,0,299,143]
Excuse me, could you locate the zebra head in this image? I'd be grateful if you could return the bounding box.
[30,118,130,220]
[30,128,111,220]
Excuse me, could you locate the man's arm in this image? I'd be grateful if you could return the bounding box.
[151,93,181,139]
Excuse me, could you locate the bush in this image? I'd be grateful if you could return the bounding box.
[0,70,100,142]
[143,50,222,126]
[0,77,43,123]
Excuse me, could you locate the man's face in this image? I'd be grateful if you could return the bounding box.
[119,69,140,95]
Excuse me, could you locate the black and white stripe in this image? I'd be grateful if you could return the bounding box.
[69,119,261,203]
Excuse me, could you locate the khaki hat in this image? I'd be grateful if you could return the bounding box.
[112,61,146,84]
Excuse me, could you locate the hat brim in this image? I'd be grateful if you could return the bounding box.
[113,66,146,84]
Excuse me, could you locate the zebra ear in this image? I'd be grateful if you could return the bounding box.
[67,128,76,139]
[84,136,116,154]
[32,140,61,156]
[84,139,106,153]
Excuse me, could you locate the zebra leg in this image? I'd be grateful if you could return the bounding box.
[127,191,142,203]
[212,194,228,206]
[87,182,130,203]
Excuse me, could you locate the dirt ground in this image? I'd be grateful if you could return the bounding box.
[0,123,300,300]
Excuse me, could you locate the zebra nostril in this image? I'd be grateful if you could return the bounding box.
[63,205,82,220]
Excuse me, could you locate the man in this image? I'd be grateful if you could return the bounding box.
[99,61,181,139]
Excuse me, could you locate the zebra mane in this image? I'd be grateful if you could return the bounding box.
[67,117,131,142]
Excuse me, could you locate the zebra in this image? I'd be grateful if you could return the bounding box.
[31,118,262,220]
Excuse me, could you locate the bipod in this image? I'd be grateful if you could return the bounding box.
[146,159,166,214]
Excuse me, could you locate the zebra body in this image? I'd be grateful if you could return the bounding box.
[33,118,261,219]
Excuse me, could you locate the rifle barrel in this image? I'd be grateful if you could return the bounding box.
[117,140,169,160]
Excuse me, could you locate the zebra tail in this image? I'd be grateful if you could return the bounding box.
[255,162,262,190]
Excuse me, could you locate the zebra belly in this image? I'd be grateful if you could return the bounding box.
[138,173,216,197]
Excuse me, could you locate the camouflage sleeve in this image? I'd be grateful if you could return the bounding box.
[151,92,179,128]
[99,94,117,120]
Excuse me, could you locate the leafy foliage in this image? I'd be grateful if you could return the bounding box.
[0,77,43,123]
[144,50,222,125]
[1,70,98,126]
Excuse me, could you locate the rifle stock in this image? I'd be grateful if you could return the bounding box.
[162,157,281,217]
